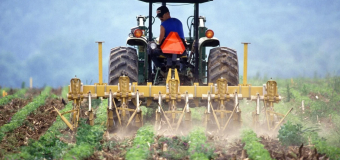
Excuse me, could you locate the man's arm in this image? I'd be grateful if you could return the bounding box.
[159,25,165,44]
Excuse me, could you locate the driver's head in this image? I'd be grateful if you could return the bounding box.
[156,6,170,22]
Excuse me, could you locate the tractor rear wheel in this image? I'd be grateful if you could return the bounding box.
[108,46,138,127]
[109,46,138,85]
[207,47,239,86]
[207,47,240,129]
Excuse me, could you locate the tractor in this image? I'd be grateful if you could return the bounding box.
[55,0,289,133]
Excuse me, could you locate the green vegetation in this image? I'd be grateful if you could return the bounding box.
[249,76,340,159]
[62,99,107,160]
[188,127,215,160]
[155,135,190,159]
[0,88,27,105]
[0,87,50,142]
[62,120,104,160]
[277,121,306,146]
[190,106,206,121]
[125,124,154,160]
[141,105,154,119]
[310,133,340,160]
[241,129,272,160]
[6,86,70,159]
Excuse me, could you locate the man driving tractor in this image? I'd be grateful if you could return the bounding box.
[150,6,186,71]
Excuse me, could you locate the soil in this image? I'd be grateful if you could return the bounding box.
[85,133,135,160]
[0,98,65,156]
[259,136,328,160]
[0,98,32,127]
[0,88,45,127]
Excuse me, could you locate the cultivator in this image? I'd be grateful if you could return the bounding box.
[54,42,289,133]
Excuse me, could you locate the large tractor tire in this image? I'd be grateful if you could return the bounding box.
[109,46,138,85]
[207,47,240,129]
[108,47,138,127]
[208,47,239,86]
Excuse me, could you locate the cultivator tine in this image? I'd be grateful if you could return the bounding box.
[88,92,94,126]
[158,103,173,131]
[252,94,260,130]
[222,103,239,131]
[272,108,293,131]
[155,92,162,128]
[210,101,221,130]
[175,102,188,131]
[204,92,212,128]
[184,92,191,129]
[53,106,74,131]
[108,90,119,128]
[126,101,142,128]
[134,90,143,127]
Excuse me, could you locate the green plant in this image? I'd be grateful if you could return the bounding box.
[156,136,189,159]
[310,132,340,159]
[63,99,106,160]
[188,127,216,160]
[301,84,308,95]
[141,105,153,118]
[125,124,154,160]
[63,120,104,160]
[277,121,305,146]
[241,129,272,160]
[285,83,294,102]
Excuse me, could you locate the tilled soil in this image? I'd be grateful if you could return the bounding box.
[0,98,32,127]
[0,88,44,127]
[0,98,65,156]
[85,133,135,160]
[259,136,328,160]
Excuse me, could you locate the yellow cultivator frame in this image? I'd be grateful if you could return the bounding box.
[55,42,289,132]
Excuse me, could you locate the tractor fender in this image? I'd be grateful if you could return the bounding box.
[198,37,220,49]
[126,37,148,46]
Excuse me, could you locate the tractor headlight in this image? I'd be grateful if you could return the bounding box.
[150,42,157,50]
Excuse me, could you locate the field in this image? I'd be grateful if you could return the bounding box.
[0,77,340,160]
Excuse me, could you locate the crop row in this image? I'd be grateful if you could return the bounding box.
[241,129,272,160]
[187,127,215,160]
[0,88,27,106]
[6,86,69,159]
[0,87,51,142]
[62,99,107,160]
[125,124,155,160]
